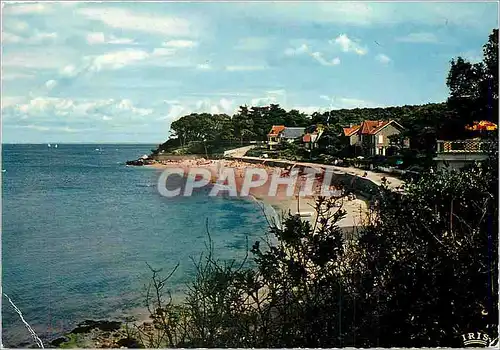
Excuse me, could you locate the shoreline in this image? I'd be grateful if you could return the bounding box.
[145,158,370,230]
[48,158,370,348]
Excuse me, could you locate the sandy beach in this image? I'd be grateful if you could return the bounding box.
[146,158,370,231]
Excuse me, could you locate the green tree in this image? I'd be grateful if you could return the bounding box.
[352,158,498,346]
[445,29,499,139]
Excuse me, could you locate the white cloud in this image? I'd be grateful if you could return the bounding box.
[24,124,51,131]
[228,2,496,28]
[86,32,105,44]
[285,44,340,66]
[185,92,254,98]
[6,20,30,32]
[60,64,78,77]
[2,32,23,43]
[292,106,324,115]
[151,48,177,57]
[164,104,187,120]
[107,35,135,45]
[1,96,25,110]
[159,98,237,121]
[249,90,287,107]
[72,45,194,74]
[77,7,194,37]
[2,30,57,44]
[284,44,309,56]
[317,95,379,109]
[251,96,278,107]
[113,99,153,116]
[86,32,135,45]
[311,52,341,66]
[45,80,58,90]
[7,97,153,121]
[267,89,286,96]
[375,53,391,64]
[3,3,48,15]
[12,124,81,133]
[334,97,375,109]
[102,116,113,121]
[1,72,35,81]
[219,98,234,112]
[396,32,439,43]
[2,49,72,68]
[460,50,483,63]
[162,40,197,48]
[48,45,192,86]
[89,49,150,71]
[194,99,225,114]
[33,31,57,41]
[225,65,267,71]
[196,63,212,70]
[331,34,367,55]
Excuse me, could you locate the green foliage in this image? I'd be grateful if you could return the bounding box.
[135,159,497,347]
[157,104,310,155]
[445,29,499,139]
[355,158,498,346]
[244,146,270,158]
[279,141,304,161]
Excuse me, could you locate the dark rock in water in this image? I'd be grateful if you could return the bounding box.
[116,337,142,348]
[18,340,33,348]
[71,319,122,334]
[126,159,144,166]
[50,337,69,347]
[126,157,155,166]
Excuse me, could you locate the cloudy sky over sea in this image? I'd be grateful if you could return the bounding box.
[2,1,498,143]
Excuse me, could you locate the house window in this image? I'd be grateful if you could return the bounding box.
[378,134,384,144]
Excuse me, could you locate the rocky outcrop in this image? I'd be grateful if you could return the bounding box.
[50,319,141,348]
[125,159,155,166]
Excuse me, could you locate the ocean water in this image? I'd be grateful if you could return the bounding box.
[1,144,273,347]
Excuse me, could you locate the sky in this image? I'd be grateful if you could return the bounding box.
[1,1,498,143]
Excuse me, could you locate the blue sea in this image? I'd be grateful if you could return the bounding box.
[1,144,274,347]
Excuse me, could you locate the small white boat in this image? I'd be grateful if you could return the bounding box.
[47,143,51,148]
[54,144,58,148]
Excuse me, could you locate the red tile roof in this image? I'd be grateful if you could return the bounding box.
[358,120,393,135]
[343,125,360,136]
[268,125,286,136]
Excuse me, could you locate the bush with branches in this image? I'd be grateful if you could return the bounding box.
[126,154,497,348]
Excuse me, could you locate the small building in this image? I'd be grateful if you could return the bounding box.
[342,124,361,146]
[282,127,306,141]
[343,120,408,156]
[434,139,492,170]
[268,125,286,150]
[267,125,305,150]
[302,124,325,150]
[434,121,497,170]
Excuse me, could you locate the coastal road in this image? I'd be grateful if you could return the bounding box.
[223,145,256,158]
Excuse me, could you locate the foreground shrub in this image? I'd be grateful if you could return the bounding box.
[132,159,498,348]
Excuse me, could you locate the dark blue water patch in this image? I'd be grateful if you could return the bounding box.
[1,144,271,347]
